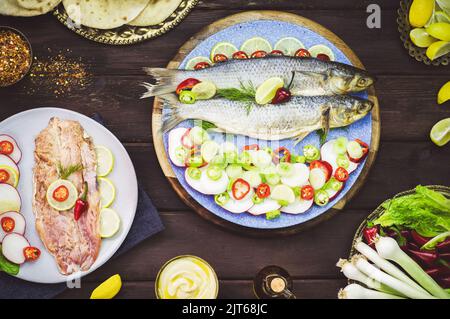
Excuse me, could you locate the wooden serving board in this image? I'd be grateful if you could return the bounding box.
[152,11,381,236]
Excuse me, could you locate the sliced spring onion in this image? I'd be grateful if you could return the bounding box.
[179,90,196,104]
[252,193,264,204]
[327,177,343,192]
[224,151,238,164]
[210,154,227,169]
[174,146,188,163]
[238,151,252,166]
[347,140,363,159]
[187,167,201,180]
[185,155,203,168]
[225,164,243,179]
[292,155,306,164]
[265,173,280,186]
[189,126,209,145]
[214,192,230,206]
[303,144,320,162]
[266,210,281,220]
[242,170,262,188]
[333,137,348,155]
[251,150,273,168]
[375,236,449,299]
[314,189,329,206]
[201,140,219,163]
[276,162,294,177]
[338,284,404,299]
[336,154,350,169]
[206,166,223,181]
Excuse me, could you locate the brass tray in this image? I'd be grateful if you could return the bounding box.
[53,0,199,45]
[398,0,449,66]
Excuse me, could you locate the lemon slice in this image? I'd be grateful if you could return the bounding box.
[90,274,122,299]
[191,81,217,100]
[99,208,121,238]
[0,165,19,188]
[98,177,116,208]
[46,179,78,211]
[240,37,272,56]
[426,22,450,41]
[434,10,450,23]
[95,145,114,177]
[409,0,435,27]
[255,77,284,105]
[308,44,335,61]
[426,40,450,60]
[438,81,450,104]
[410,28,438,47]
[430,118,450,146]
[185,56,212,70]
[210,42,238,60]
[274,37,305,56]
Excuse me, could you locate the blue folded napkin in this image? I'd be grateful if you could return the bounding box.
[0,113,164,299]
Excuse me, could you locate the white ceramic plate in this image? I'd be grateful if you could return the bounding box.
[0,108,138,284]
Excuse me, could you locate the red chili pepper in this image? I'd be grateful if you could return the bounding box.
[213,54,228,63]
[300,185,314,201]
[294,49,311,58]
[256,183,271,199]
[348,139,369,163]
[0,169,10,183]
[334,167,349,182]
[1,216,15,233]
[273,147,291,163]
[194,62,211,70]
[0,140,14,155]
[408,249,438,268]
[53,185,69,202]
[272,87,292,104]
[316,53,331,61]
[181,128,194,149]
[231,178,250,200]
[310,160,333,181]
[243,144,259,151]
[363,225,379,246]
[251,50,267,58]
[74,182,88,221]
[23,246,41,262]
[232,51,249,60]
[176,78,201,95]
[270,50,284,56]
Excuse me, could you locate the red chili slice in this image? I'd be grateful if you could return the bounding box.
[53,185,69,202]
[213,54,228,63]
[0,169,10,183]
[181,128,194,149]
[256,183,271,199]
[300,185,314,201]
[176,78,201,95]
[23,247,41,262]
[251,50,267,58]
[316,53,330,61]
[232,51,249,59]
[0,140,14,155]
[310,160,333,180]
[1,216,15,233]
[194,62,211,70]
[232,178,251,200]
[348,139,369,163]
[294,49,311,58]
[243,144,259,151]
[270,50,284,56]
[334,167,349,182]
[273,147,291,163]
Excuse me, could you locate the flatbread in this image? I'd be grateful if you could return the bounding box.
[62,0,150,30]
[128,0,182,27]
[17,0,61,12]
[0,0,50,16]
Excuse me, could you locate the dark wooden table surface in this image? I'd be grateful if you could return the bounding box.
[1,0,449,299]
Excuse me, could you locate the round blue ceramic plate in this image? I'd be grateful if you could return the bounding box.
[162,19,372,230]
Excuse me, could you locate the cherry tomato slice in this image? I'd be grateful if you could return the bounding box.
[256,183,271,199]
[176,78,201,95]
[213,54,228,63]
[273,147,291,163]
[348,139,369,163]
[316,53,330,61]
[243,144,259,151]
[1,216,15,233]
[53,185,69,202]
[300,185,314,201]
[232,178,251,200]
[334,167,349,182]
[194,62,211,70]
[0,169,10,183]
[310,160,333,180]
[294,49,311,58]
[251,50,267,58]
[0,140,14,155]
[23,247,41,262]
[232,51,249,59]
[270,50,284,56]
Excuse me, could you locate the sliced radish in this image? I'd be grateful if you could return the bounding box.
[2,232,29,264]
[168,128,189,167]
[248,199,281,216]
[325,184,344,201]
[280,163,309,187]
[0,212,26,243]
[309,168,326,190]
[222,190,254,214]
[199,166,229,195]
[321,140,357,174]
[0,184,21,214]
[0,135,22,164]
[0,154,20,177]
[185,167,206,193]
[281,198,313,214]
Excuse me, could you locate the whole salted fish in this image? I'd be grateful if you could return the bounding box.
[142,56,375,98]
[161,94,373,142]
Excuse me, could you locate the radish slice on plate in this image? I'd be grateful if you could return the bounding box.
[309,168,327,190]
[280,163,309,187]
[0,135,22,164]
[281,198,313,214]
[321,140,357,174]
[0,212,26,243]
[248,199,281,216]
[325,184,344,200]
[222,190,254,214]
[168,128,189,167]
[199,166,229,195]
[185,167,205,193]
[2,233,29,264]
[0,154,20,177]
[0,184,21,214]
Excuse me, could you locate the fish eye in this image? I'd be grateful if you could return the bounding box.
[357,78,367,86]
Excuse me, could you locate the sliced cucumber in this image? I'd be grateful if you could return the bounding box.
[270,184,296,205]
[201,140,220,163]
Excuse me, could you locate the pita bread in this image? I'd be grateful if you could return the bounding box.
[17,0,61,12]
[0,0,54,16]
[128,0,182,27]
[62,0,150,29]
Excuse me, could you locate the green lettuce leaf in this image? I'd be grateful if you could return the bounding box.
[0,245,20,276]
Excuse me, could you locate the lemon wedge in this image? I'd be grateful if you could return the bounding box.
[426,41,450,60]
[410,28,438,47]
[255,77,284,105]
[0,165,19,188]
[191,81,217,100]
[90,274,122,299]
[95,145,114,177]
[426,22,450,41]
[430,118,450,146]
[409,0,435,27]
[100,208,121,238]
[98,177,116,208]
[438,81,450,104]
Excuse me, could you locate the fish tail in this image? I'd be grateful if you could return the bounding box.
[140,68,179,98]
[160,94,184,133]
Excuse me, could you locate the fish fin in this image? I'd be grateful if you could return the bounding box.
[320,104,331,142]
[293,132,311,145]
[294,70,331,81]
[140,68,179,98]
[160,94,184,133]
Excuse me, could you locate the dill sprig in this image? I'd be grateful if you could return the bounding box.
[217,81,256,103]
[58,163,83,180]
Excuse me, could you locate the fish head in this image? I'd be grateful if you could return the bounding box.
[329,67,376,93]
[330,97,374,126]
